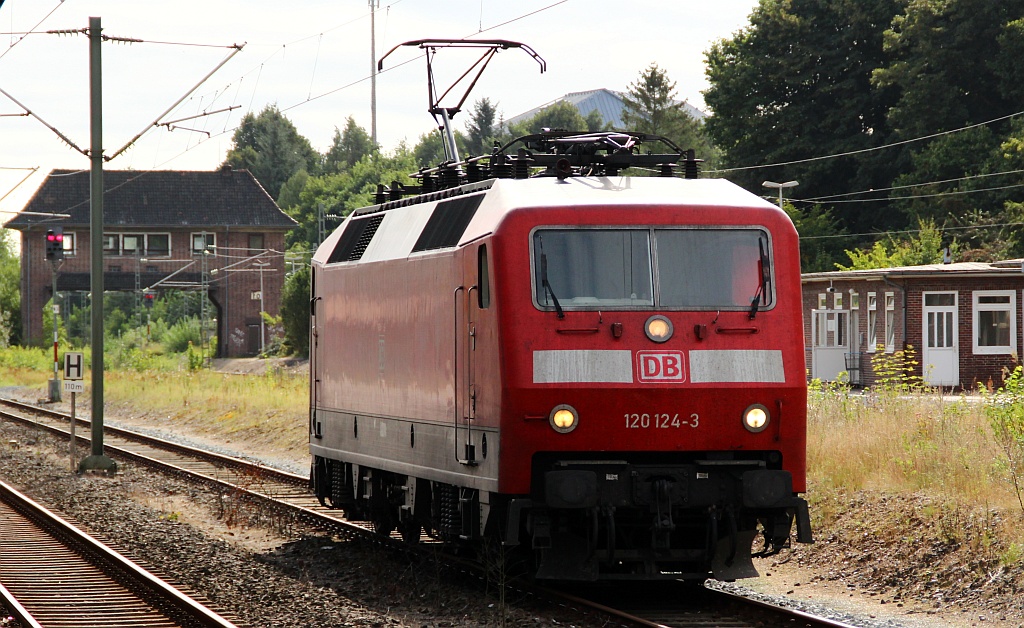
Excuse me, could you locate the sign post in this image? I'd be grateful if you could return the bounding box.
[63,352,85,473]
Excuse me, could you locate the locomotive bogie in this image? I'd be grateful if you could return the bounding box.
[310,175,811,581]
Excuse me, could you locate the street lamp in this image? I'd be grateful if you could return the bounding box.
[762,180,799,208]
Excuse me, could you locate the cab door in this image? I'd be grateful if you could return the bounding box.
[455,244,490,466]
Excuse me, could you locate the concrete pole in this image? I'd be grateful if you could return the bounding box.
[81,16,117,475]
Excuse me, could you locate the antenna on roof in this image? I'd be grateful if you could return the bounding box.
[378,39,546,165]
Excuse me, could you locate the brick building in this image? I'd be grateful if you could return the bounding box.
[802,260,1024,390]
[3,167,297,357]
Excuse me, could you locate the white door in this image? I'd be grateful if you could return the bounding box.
[811,309,850,381]
[922,292,958,386]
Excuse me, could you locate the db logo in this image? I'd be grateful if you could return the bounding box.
[636,351,686,383]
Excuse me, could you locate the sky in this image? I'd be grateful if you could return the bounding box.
[0,0,760,217]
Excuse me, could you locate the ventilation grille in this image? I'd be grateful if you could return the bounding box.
[412,194,485,252]
[328,214,385,263]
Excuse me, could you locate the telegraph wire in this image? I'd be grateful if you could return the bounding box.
[799,168,1024,202]
[706,109,1024,175]
[0,0,66,61]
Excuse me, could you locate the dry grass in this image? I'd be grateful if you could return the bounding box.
[104,367,309,462]
[807,381,1024,560]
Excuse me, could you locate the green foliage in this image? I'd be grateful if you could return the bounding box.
[506,101,589,137]
[983,365,1024,515]
[704,0,904,236]
[0,345,54,370]
[621,63,709,156]
[280,263,310,357]
[323,117,376,174]
[464,98,500,157]
[413,129,468,169]
[837,219,956,270]
[39,297,68,349]
[284,146,418,251]
[259,311,284,356]
[870,344,926,394]
[185,341,205,371]
[163,317,203,353]
[784,202,848,272]
[0,229,21,345]
[223,104,321,200]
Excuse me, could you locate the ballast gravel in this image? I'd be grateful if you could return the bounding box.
[0,420,582,628]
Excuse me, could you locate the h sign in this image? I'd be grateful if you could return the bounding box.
[63,352,84,381]
[636,351,686,383]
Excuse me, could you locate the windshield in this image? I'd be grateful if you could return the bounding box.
[532,227,771,310]
[534,229,653,307]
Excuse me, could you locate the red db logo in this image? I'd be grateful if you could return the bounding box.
[636,351,686,383]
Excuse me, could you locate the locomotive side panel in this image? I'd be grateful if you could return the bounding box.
[311,227,501,491]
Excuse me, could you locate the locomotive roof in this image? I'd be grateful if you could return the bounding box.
[313,176,783,266]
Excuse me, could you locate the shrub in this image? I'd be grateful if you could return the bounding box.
[983,365,1024,515]
[164,317,203,353]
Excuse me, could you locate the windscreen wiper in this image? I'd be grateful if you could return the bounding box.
[748,238,771,320]
[539,241,565,319]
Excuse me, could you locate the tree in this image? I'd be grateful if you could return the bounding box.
[506,101,589,137]
[284,145,419,251]
[837,219,956,270]
[0,229,20,345]
[703,0,902,236]
[223,105,320,201]
[783,203,848,273]
[412,129,468,169]
[280,263,310,356]
[323,117,376,174]
[464,98,499,157]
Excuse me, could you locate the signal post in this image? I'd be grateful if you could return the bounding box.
[45,227,64,402]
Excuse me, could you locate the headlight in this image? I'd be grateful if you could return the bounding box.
[549,404,578,433]
[645,315,673,343]
[743,404,770,433]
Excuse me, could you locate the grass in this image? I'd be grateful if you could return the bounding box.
[807,374,1024,564]
[104,366,309,459]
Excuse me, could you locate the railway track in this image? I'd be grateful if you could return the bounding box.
[0,478,239,628]
[0,396,855,628]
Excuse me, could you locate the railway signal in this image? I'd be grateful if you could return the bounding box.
[45,227,64,261]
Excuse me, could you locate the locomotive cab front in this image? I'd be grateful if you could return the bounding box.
[491,180,812,581]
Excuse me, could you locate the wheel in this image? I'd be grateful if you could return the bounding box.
[399,519,421,544]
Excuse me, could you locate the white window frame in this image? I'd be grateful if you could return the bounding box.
[102,232,173,257]
[191,232,216,255]
[818,293,827,309]
[867,292,877,353]
[884,292,896,353]
[61,232,77,257]
[833,292,844,309]
[973,290,1017,355]
[145,233,171,258]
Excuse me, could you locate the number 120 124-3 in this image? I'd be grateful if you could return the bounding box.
[624,413,699,429]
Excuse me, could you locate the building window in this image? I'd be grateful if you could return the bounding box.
[818,293,826,309]
[122,234,143,255]
[61,232,76,256]
[101,233,172,257]
[833,292,843,309]
[973,290,1016,355]
[192,232,216,255]
[867,292,877,352]
[147,234,170,257]
[248,233,264,255]
[884,292,896,353]
[102,234,119,255]
[850,292,859,309]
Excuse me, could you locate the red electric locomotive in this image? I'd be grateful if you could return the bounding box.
[309,126,813,581]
